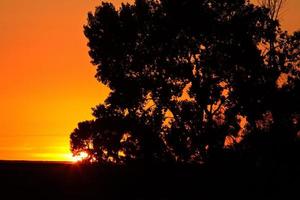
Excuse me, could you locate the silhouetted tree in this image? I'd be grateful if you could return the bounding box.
[258,0,286,20]
[233,30,300,166]
[70,0,299,165]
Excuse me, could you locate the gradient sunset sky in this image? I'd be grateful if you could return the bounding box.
[0,0,299,161]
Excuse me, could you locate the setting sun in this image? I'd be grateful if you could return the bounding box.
[71,152,89,163]
[0,0,298,162]
[0,1,299,199]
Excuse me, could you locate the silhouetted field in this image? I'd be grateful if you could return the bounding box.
[0,160,298,200]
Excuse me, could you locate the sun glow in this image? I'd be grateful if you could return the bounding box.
[71,152,89,163]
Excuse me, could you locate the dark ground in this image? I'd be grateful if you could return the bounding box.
[0,160,298,200]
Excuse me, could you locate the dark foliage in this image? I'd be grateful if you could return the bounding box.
[70,0,299,165]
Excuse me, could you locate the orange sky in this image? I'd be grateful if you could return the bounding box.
[0,0,299,161]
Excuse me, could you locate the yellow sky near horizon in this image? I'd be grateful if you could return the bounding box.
[0,0,299,161]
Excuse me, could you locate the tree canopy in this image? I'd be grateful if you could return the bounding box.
[70,0,299,165]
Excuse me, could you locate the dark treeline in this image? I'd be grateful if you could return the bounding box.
[70,0,299,168]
